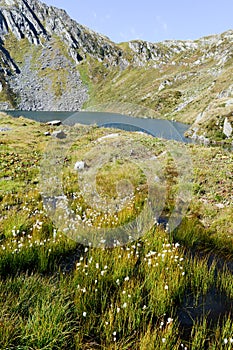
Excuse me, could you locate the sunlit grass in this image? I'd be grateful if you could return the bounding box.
[0,114,232,348]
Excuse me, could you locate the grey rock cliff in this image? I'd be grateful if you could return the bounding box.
[0,0,126,110]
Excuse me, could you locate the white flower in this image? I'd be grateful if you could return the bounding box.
[224,338,228,344]
[83,312,87,317]
[122,302,127,308]
[162,338,166,343]
[164,284,169,290]
[124,276,129,281]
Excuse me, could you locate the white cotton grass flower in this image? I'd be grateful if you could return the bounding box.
[83,311,87,317]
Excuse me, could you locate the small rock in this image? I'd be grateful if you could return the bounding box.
[46,120,62,126]
[0,127,11,132]
[158,79,172,91]
[51,130,67,139]
[223,117,232,138]
[74,161,85,171]
[215,203,225,209]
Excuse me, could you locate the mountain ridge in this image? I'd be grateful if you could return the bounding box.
[0,0,232,141]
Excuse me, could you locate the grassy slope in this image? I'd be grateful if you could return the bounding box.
[0,113,233,348]
[79,53,233,142]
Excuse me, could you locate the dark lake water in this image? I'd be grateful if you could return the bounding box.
[3,110,192,143]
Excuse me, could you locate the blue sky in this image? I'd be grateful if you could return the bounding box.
[43,0,233,43]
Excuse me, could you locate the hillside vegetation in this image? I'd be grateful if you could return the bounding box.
[0,0,232,142]
[0,113,233,348]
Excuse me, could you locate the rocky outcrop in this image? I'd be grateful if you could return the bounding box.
[0,0,125,64]
[0,0,129,110]
[0,39,19,75]
[8,45,88,110]
[127,30,233,68]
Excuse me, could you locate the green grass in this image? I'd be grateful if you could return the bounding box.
[0,114,232,348]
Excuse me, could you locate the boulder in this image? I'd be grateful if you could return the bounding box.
[223,117,232,138]
[46,120,62,126]
[51,130,67,139]
[74,161,85,171]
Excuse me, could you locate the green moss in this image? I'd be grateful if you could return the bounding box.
[0,74,18,108]
[3,33,32,64]
[78,60,93,105]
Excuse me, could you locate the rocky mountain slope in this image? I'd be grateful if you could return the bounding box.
[0,0,232,141]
